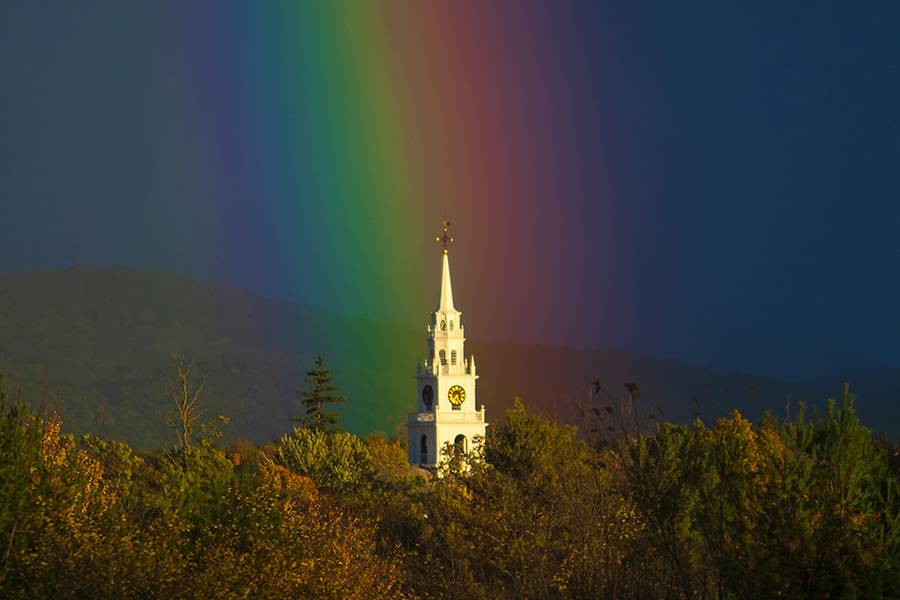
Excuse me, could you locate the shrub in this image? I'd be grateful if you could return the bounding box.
[272,427,375,494]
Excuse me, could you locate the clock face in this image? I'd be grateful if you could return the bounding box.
[448,385,466,406]
[422,384,434,408]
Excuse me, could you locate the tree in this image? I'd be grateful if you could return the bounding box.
[411,400,652,599]
[293,355,345,432]
[617,385,900,599]
[271,428,374,494]
[162,355,206,472]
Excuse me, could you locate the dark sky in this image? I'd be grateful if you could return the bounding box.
[2,2,899,380]
[566,2,900,376]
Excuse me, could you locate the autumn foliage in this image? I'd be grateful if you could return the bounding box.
[1,380,898,599]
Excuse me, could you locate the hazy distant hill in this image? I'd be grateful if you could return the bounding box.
[0,267,426,446]
[0,268,894,446]
[805,368,900,434]
[702,336,892,381]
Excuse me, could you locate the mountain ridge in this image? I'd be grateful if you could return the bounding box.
[0,267,895,446]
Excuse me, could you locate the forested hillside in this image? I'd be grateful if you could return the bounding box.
[0,267,420,446]
[0,268,900,448]
[5,267,894,447]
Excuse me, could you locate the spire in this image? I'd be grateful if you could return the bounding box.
[435,220,456,312]
[437,251,456,311]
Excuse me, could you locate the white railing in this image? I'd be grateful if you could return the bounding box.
[408,409,485,424]
[408,412,435,423]
[416,361,476,377]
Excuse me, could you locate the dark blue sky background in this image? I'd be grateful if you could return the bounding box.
[564,2,900,375]
[2,1,899,380]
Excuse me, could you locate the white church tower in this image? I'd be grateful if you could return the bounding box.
[408,221,487,468]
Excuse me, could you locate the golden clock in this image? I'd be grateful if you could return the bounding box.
[448,385,465,406]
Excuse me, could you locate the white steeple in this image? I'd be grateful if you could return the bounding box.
[408,220,487,471]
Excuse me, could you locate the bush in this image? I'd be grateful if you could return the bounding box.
[620,385,900,598]
[409,400,654,599]
[272,427,376,494]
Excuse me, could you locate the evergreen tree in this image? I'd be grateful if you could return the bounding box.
[293,355,345,432]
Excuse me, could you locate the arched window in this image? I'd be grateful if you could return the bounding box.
[439,349,447,365]
[440,319,446,331]
[420,435,428,464]
[454,434,467,455]
[451,350,457,365]
[449,320,454,331]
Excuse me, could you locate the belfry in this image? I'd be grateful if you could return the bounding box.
[407,221,487,468]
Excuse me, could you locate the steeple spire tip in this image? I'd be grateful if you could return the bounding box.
[435,220,456,311]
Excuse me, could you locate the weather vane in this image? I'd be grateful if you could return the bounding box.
[436,220,454,254]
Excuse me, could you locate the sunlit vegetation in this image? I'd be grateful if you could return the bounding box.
[1,371,898,598]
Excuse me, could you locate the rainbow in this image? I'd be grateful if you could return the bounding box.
[153,3,609,431]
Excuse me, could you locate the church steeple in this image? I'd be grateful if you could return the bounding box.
[409,220,486,470]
